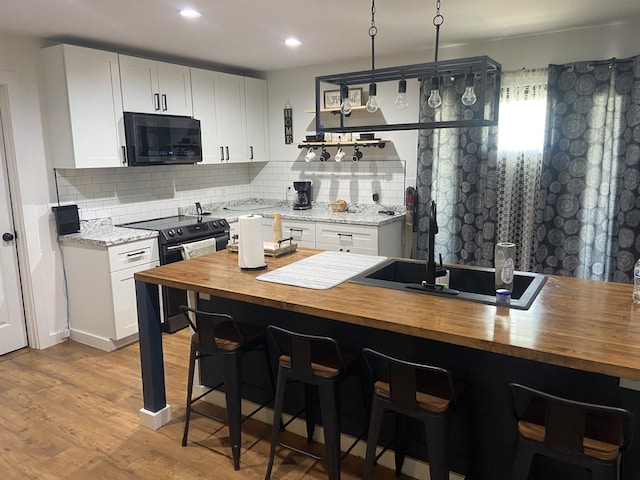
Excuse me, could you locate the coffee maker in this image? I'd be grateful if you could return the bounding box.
[293,181,312,210]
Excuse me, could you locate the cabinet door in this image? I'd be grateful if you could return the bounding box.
[157,62,193,116]
[215,72,247,163]
[111,261,158,340]
[42,44,125,168]
[119,55,159,113]
[244,77,269,162]
[191,68,221,164]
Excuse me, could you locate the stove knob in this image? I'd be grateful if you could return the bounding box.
[176,228,183,235]
[167,229,175,237]
[212,221,218,228]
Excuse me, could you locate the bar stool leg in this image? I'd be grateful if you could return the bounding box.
[363,397,385,480]
[395,413,408,476]
[223,352,242,470]
[318,381,341,480]
[265,366,287,480]
[511,438,535,480]
[305,383,318,442]
[181,344,197,447]
[424,416,449,480]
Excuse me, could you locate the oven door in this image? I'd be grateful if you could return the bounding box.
[160,232,229,333]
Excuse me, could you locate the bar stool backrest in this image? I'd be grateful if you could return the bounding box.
[179,305,246,351]
[509,383,635,458]
[362,348,458,412]
[267,325,346,378]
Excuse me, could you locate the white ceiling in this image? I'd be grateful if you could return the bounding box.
[3,0,640,72]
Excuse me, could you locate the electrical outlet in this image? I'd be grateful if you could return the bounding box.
[372,193,379,202]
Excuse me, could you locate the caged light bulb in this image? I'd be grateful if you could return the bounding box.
[340,85,352,115]
[395,79,409,109]
[366,83,379,113]
[461,73,477,106]
[427,77,442,108]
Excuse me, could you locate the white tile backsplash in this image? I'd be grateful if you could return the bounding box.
[54,159,407,224]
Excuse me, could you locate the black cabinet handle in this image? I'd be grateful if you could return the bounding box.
[121,146,127,164]
[225,146,230,161]
[249,145,254,160]
[154,93,160,111]
[161,94,167,111]
[337,233,353,238]
[220,146,225,162]
[126,250,146,257]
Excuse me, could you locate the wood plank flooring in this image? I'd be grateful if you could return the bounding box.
[0,331,412,479]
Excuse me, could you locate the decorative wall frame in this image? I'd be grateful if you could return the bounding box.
[323,88,363,109]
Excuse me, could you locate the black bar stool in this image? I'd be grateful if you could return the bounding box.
[179,305,276,470]
[264,325,365,480]
[509,383,635,479]
[361,348,465,480]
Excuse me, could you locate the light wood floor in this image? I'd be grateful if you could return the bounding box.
[0,330,412,479]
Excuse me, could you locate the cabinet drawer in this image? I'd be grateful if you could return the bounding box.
[108,239,159,272]
[263,219,315,248]
[315,223,378,250]
[283,220,315,247]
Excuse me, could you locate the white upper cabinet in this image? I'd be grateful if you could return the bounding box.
[41,44,125,168]
[119,55,193,116]
[191,69,269,163]
[215,72,248,163]
[244,76,270,162]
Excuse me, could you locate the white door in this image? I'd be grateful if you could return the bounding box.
[0,93,28,354]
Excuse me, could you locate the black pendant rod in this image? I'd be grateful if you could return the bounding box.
[433,0,444,62]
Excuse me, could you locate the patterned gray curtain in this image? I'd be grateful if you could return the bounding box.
[532,57,640,282]
[416,76,499,267]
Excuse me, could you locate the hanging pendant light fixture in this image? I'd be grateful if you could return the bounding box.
[365,0,379,113]
[313,0,501,133]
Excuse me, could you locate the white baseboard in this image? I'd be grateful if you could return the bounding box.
[70,329,138,352]
[195,387,465,480]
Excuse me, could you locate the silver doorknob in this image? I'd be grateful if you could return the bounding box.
[2,232,14,241]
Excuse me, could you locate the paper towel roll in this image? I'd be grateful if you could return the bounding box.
[238,214,265,269]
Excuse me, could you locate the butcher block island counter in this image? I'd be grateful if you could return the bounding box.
[134,248,640,479]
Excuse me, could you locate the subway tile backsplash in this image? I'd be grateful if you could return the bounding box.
[54,160,406,224]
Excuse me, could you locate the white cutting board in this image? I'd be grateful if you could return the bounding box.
[256,250,387,290]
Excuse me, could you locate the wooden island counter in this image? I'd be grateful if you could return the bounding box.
[134,248,640,478]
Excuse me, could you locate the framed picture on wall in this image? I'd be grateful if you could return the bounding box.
[348,87,362,106]
[324,90,341,109]
[323,88,363,109]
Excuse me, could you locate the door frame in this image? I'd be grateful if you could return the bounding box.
[0,71,39,349]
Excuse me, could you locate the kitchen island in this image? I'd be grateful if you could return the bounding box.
[134,248,640,478]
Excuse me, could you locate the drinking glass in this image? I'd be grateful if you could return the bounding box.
[495,242,516,292]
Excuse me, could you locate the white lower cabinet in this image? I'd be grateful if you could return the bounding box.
[259,218,401,256]
[61,238,159,351]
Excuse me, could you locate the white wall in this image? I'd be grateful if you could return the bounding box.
[2,16,640,349]
[0,33,60,347]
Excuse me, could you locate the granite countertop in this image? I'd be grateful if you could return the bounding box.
[180,200,406,226]
[59,200,405,247]
[58,218,158,247]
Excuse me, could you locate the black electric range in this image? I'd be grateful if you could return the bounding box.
[119,215,230,332]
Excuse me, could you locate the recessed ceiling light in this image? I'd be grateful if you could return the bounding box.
[285,37,302,48]
[179,8,202,18]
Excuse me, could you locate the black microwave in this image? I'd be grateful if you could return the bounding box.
[124,112,202,166]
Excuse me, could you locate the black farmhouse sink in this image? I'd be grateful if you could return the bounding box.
[349,258,547,310]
